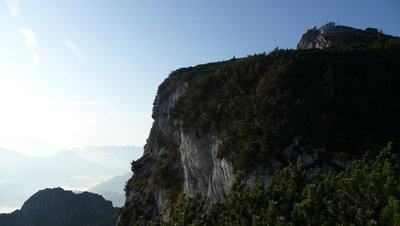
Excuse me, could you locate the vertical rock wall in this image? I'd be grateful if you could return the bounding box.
[121,81,236,223]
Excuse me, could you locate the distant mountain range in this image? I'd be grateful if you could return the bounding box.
[88,173,132,207]
[0,146,142,212]
[0,188,118,226]
[69,146,143,174]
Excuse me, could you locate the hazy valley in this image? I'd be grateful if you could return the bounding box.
[0,146,142,213]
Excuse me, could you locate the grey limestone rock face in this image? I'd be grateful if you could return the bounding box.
[297,23,392,50]
[297,29,332,50]
[123,81,236,221]
[155,83,235,202]
[180,129,234,204]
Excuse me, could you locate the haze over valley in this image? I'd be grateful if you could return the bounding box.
[0,145,142,213]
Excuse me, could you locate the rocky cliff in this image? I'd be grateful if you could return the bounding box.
[0,188,118,226]
[119,29,400,225]
[297,22,394,49]
[119,77,236,224]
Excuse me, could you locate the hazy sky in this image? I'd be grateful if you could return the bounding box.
[1,0,399,156]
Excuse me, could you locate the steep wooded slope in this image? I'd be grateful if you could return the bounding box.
[119,39,400,225]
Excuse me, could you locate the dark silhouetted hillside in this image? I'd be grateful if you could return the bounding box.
[0,188,118,226]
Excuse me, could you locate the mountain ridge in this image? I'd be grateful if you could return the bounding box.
[118,25,400,225]
[297,22,397,49]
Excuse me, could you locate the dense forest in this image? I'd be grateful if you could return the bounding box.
[120,37,400,225]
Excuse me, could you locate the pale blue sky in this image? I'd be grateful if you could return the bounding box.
[0,0,399,155]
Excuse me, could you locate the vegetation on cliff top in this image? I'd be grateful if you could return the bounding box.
[170,39,400,171]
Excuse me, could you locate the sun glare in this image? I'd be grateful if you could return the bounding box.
[0,71,95,155]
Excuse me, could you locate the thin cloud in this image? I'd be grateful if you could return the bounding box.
[64,39,83,60]
[56,100,107,106]
[19,28,40,71]
[5,0,19,17]
[86,111,132,117]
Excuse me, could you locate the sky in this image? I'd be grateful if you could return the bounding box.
[0,0,399,156]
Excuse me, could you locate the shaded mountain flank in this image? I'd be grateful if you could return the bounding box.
[116,24,400,225]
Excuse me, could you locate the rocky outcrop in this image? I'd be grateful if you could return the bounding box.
[297,23,393,50]
[297,28,333,49]
[120,81,237,223]
[0,188,118,226]
[120,76,338,224]
[180,129,233,204]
